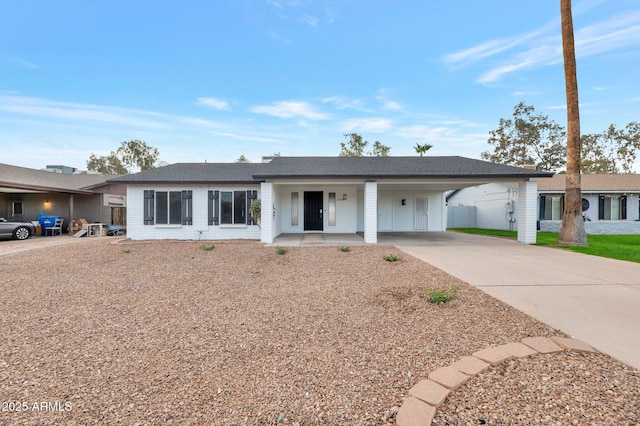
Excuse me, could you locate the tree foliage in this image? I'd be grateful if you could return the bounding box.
[484,103,640,174]
[339,133,391,156]
[414,142,433,157]
[87,140,160,174]
[482,102,566,171]
[581,122,640,173]
[235,155,250,163]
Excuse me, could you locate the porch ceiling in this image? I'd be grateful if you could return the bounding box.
[273,178,529,192]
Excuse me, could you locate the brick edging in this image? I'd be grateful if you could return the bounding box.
[395,336,597,426]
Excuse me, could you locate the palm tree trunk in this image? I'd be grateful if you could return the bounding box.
[558,0,587,246]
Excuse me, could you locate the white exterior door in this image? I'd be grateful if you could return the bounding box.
[414,196,429,230]
[378,195,393,231]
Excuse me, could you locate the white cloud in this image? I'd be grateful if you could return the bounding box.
[340,118,392,132]
[196,97,231,111]
[0,95,172,129]
[441,21,556,70]
[4,56,39,69]
[251,101,330,120]
[442,8,640,84]
[321,95,366,110]
[383,100,402,111]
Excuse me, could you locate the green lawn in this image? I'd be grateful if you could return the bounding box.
[449,228,640,263]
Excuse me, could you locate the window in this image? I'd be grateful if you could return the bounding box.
[539,195,563,220]
[143,190,192,225]
[291,192,299,226]
[12,201,23,216]
[209,190,258,226]
[328,192,336,226]
[599,195,627,220]
[221,191,246,224]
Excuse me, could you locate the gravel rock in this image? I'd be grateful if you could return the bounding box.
[1,239,636,425]
[432,351,640,425]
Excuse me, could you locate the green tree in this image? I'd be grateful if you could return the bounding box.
[339,133,391,156]
[87,140,160,174]
[87,152,128,174]
[370,140,391,156]
[413,142,433,157]
[558,0,587,246]
[235,155,250,163]
[482,102,566,171]
[582,122,640,173]
[580,133,617,174]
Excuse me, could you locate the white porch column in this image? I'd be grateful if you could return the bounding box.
[260,182,274,243]
[364,181,378,244]
[517,180,538,244]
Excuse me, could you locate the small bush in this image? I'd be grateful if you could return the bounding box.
[426,286,458,304]
[200,244,216,251]
[383,254,398,262]
[339,246,351,252]
[121,248,131,254]
[276,247,287,255]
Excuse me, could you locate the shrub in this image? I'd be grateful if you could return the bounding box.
[122,248,131,254]
[200,244,215,251]
[339,246,351,252]
[426,286,458,304]
[276,247,287,255]
[383,254,398,262]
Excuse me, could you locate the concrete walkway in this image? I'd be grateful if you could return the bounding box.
[392,232,640,370]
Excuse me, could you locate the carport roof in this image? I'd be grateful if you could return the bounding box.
[0,163,118,194]
[110,156,552,184]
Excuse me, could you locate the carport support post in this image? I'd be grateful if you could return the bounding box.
[517,180,537,244]
[68,193,74,236]
[260,182,274,244]
[364,181,377,244]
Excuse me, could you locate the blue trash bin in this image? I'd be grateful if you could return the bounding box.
[38,215,60,236]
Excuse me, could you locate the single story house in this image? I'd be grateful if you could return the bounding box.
[0,163,127,235]
[447,174,640,234]
[111,156,551,244]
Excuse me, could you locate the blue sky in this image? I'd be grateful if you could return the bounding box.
[2,0,639,170]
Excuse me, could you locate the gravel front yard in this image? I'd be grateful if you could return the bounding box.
[1,239,638,425]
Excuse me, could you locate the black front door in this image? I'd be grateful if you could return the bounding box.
[304,191,323,231]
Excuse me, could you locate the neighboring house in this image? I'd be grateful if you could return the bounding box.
[111,156,551,244]
[447,174,640,234]
[0,163,127,235]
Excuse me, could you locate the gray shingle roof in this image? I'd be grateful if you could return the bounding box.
[256,156,553,179]
[109,156,552,184]
[109,163,267,184]
[534,174,640,192]
[0,163,117,193]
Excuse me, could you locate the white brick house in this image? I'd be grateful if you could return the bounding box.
[112,156,551,244]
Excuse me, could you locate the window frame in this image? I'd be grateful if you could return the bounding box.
[12,200,23,216]
[539,195,564,221]
[598,195,627,221]
[143,190,192,226]
[209,189,257,227]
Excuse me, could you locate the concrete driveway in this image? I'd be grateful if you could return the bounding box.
[390,232,640,370]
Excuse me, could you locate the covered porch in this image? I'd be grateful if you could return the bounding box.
[260,179,539,245]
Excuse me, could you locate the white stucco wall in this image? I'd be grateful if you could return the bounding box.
[127,185,261,241]
[276,185,359,234]
[377,190,446,232]
[447,183,518,231]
